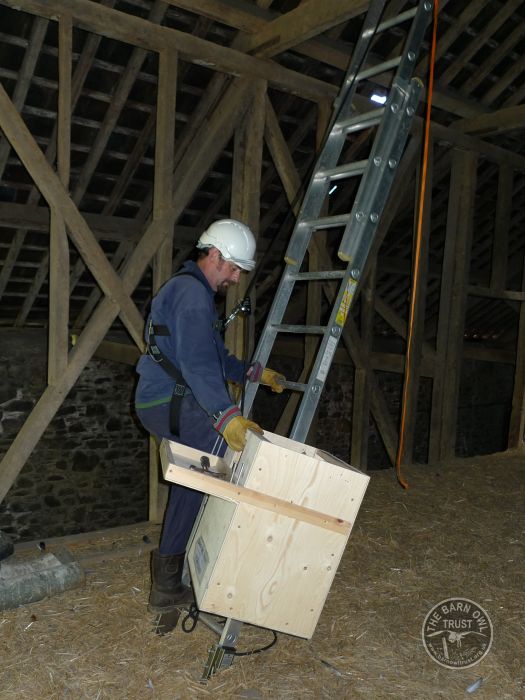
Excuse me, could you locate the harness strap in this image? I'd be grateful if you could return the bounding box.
[145,270,210,435]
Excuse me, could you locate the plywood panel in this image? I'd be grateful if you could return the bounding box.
[162,430,369,638]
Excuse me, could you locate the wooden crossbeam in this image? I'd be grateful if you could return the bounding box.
[235,0,368,57]
[0,202,199,244]
[0,84,146,349]
[0,77,255,504]
[1,0,336,103]
[455,105,525,137]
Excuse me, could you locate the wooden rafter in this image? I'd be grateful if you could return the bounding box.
[0,0,336,103]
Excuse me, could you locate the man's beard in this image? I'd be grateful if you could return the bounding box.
[216,281,230,295]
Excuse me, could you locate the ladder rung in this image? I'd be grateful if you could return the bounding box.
[375,7,418,33]
[292,271,346,281]
[271,324,326,334]
[301,214,351,230]
[283,381,307,392]
[335,108,384,134]
[316,160,368,182]
[356,56,402,81]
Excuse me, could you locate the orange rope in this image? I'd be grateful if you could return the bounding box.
[395,0,439,489]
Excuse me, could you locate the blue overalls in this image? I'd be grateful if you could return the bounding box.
[135,260,247,554]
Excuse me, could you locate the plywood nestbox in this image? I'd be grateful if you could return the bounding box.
[160,430,369,639]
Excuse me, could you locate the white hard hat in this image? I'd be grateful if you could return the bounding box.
[196,219,256,271]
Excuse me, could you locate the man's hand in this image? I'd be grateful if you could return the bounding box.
[261,368,286,393]
[223,416,263,452]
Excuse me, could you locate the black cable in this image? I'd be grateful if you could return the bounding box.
[233,629,278,657]
[181,603,200,633]
[180,605,278,657]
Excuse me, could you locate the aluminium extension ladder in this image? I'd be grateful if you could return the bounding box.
[242,0,434,441]
[202,0,433,680]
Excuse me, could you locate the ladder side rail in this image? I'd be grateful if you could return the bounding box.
[338,77,423,268]
[244,0,431,419]
[285,0,391,267]
[338,0,432,261]
[289,267,356,441]
[330,0,389,129]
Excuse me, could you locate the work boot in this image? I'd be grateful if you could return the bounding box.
[148,550,194,613]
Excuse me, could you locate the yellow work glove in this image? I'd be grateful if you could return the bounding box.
[261,368,286,393]
[223,416,263,452]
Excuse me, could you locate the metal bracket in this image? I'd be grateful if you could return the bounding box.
[201,644,236,682]
[199,616,242,681]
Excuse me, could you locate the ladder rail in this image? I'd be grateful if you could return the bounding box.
[243,0,432,424]
[216,0,434,683]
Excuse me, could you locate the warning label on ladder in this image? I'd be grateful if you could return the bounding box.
[335,280,357,327]
[317,335,339,383]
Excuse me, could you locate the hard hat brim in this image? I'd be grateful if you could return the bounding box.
[231,258,255,271]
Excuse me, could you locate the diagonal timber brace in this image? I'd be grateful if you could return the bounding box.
[0,84,146,349]
[0,76,255,503]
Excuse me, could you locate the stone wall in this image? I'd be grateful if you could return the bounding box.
[315,359,514,469]
[0,330,148,542]
[0,328,515,541]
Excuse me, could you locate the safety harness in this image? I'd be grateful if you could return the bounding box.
[146,270,215,435]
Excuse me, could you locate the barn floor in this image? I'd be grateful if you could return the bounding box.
[1,451,523,699]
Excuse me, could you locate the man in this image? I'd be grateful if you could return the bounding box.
[135,219,285,613]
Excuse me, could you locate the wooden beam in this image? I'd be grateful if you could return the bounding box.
[508,256,525,449]
[0,202,198,244]
[430,148,478,462]
[419,0,490,76]
[490,164,513,289]
[1,0,336,103]
[421,120,525,173]
[94,339,141,365]
[438,0,523,87]
[305,100,332,446]
[461,22,523,97]
[0,15,48,177]
[482,51,525,107]
[149,47,178,524]
[0,84,146,349]
[56,13,72,187]
[72,0,169,206]
[152,46,177,290]
[225,79,266,361]
[455,105,525,137]
[48,12,72,385]
[0,81,256,504]
[468,286,525,303]
[168,0,483,120]
[235,0,368,57]
[0,213,165,504]
[343,316,399,465]
[267,96,317,438]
